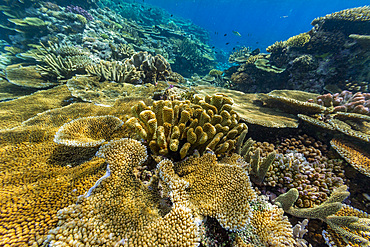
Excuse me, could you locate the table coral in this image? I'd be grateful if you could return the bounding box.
[175,152,257,231]
[54,115,124,147]
[126,94,247,159]
[0,85,72,130]
[330,138,370,177]
[0,142,106,246]
[45,138,201,246]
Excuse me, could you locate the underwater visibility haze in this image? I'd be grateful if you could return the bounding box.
[0,0,370,246]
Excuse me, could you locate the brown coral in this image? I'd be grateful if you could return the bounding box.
[126,94,247,159]
[54,115,124,147]
[330,138,370,177]
[175,152,257,231]
[44,138,201,246]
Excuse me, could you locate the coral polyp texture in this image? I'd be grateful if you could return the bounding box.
[45,138,201,247]
[330,138,370,177]
[264,151,345,208]
[125,94,247,159]
[175,152,257,231]
[54,115,124,147]
[87,51,173,85]
[311,91,370,116]
[275,185,370,247]
[322,205,370,247]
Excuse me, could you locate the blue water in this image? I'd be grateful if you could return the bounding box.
[143,0,370,52]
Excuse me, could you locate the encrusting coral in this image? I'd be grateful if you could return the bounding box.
[125,94,247,159]
[275,185,370,246]
[44,138,202,246]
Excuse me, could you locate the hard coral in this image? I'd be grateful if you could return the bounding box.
[264,151,345,208]
[126,94,247,159]
[275,186,370,247]
[331,138,370,177]
[313,91,370,115]
[65,5,94,21]
[175,152,257,231]
[54,115,124,147]
[45,138,201,246]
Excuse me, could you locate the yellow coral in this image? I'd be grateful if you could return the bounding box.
[126,94,247,159]
[330,138,370,177]
[175,152,257,231]
[54,115,124,147]
[285,33,311,48]
[250,204,296,246]
[45,138,201,246]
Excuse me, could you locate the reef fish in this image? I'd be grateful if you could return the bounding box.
[232,31,241,37]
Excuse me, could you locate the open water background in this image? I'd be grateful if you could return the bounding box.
[142,0,370,52]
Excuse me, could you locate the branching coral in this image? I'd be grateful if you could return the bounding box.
[87,51,172,85]
[125,94,247,159]
[86,60,142,84]
[275,185,370,246]
[33,41,92,80]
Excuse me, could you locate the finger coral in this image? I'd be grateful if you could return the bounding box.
[126,94,247,159]
[54,115,124,147]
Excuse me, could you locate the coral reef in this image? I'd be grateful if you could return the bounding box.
[66,76,169,106]
[5,63,58,88]
[54,115,124,147]
[0,85,72,129]
[228,47,252,63]
[87,51,173,85]
[264,151,345,208]
[33,41,92,80]
[235,196,297,246]
[330,138,370,177]
[275,185,370,246]
[44,138,201,246]
[175,152,257,231]
[310,91,370,115]
[126,94,247,159]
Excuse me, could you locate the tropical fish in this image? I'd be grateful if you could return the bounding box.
[232,31,241,37]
